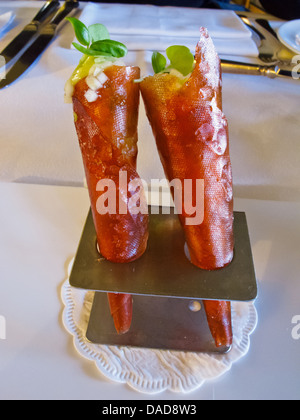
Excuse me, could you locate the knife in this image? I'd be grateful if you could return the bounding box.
[239,14,294,64]
[239,15,280,64]
[255,18,279,41]
[221,59,298,79]
[239,15,266,42]
[0,0,79,89]
[0,0,61,68]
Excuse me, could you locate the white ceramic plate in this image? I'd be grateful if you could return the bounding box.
[278,19,300,54]
[0,11,15,35]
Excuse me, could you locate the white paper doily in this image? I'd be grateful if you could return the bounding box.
[61,258,258,394]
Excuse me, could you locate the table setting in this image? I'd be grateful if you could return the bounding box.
[0,0,300,401]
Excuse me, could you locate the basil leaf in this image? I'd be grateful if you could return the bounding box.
[88,24,110,43]
[166,45,194,76]
[152,51,167,74]
[90,40,127,58]
[66,17,90,47]
[72,42,111,57]
[68,18,128,59]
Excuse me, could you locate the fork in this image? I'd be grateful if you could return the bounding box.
[240,15,279,64]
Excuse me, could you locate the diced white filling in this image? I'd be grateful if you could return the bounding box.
[84,89,98,103]
[85,75,102,91]
[85,60,119,95]
[93,66,102,77]
[65,55,127,103]
[97,72,109,85]
[85,70,109,96]
[67,58,128,103]
[89,59,125,79]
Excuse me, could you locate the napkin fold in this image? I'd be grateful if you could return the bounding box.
[76,2,258,57]
[110,34,258,57]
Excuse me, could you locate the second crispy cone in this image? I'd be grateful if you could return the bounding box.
[140,29,234,347]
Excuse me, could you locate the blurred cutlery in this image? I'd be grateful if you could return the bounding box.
[0,0,79,89]
[0,0,60,68]
[255,18,280,40]
[239,15,280,64]
[221,59,297,79]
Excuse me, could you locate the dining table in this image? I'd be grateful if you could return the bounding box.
[0,0,300,401]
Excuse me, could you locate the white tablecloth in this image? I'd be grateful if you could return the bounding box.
[0,1,300,400]
[0,181,299,399]
[75,2,258,56]
[0,1,299,201]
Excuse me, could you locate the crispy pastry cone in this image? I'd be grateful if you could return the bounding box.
[73,65,148,334]
[140,28,234,347]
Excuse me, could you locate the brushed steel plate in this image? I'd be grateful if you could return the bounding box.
[86,293,231,353]
[69,208,257,302]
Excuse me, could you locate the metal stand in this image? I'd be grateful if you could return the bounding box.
[69,207,257,353]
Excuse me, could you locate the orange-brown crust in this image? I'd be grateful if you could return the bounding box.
[140,37,233,270]
[73,66,148,334]
[203,300,232,347]
[107,292,133,335]
[73,66,148,263]
[141,28,233,346]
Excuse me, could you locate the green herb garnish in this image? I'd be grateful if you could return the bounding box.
[151,45,194,76]
[66,17,127,58]
[88,23,110,44]
[151,52,167,74]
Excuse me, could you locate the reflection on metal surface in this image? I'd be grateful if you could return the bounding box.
[69,207,257,301]
[86,293,231,353]
[70,207,257,353]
